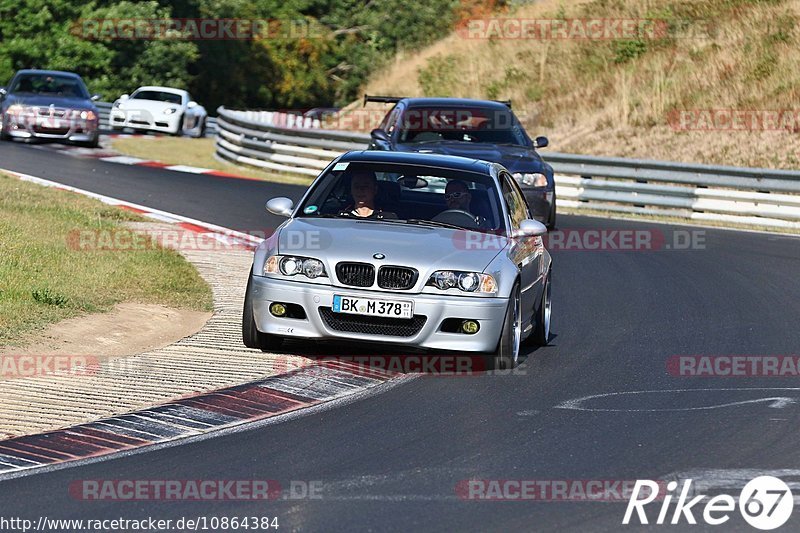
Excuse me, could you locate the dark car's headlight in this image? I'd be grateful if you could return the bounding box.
[264,255,327,279]
[513,172,548,187]
[428,271,497,294]
[72,110,97,121]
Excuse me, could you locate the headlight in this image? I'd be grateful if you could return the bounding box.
[76,110,96,120]
[5,104,24,115]
[513,172,548,187]
[264,255,327,279]
[428,271,497,294]
[112,101,121,108]
[163,108,178,115]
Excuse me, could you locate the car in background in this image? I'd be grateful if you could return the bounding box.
[366,96,556,229]
[110,86,207,137]
[0,69,101,148]
[243,150,553,369]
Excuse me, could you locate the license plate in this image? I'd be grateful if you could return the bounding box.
[332,295,413,319]
[38,118,61,129]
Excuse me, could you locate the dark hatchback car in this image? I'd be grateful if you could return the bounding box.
[366,96,556,229]
[0,69,101,148]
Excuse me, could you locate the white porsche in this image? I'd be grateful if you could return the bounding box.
[109,86,207,137]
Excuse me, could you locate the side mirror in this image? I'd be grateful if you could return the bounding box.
[120,94,129,101]
[534,136,549,149]
[266,197,294,217]
[90,94,102,102]
[370,128,390,143]
[514,219,548,237]
[187,100,198,109]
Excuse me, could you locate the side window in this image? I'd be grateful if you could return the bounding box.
[501,173,529,230]
[379,104,401,133]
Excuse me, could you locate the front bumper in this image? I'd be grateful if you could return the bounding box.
[3,116,97,142]
[251,275,508,352]
[522,188,555,223]
[109,109,179,133]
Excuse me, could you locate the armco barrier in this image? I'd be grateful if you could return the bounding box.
[214,106,800,229]
[97,101,217,136]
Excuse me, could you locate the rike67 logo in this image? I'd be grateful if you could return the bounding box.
[623,476,793,530]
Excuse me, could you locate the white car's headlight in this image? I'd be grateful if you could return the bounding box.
[513,172,548,187]
[112,101,121,108]
[428,271,497,294]
[163,107,178,115]
[265,255,327,279]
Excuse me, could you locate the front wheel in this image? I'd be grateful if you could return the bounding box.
[530,271,552,346]
[242,274,283,352]
[491,281,522,370]
[172,114,184,137]
[546,198,557,231]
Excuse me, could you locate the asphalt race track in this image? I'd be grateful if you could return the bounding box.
[2,140,800,531]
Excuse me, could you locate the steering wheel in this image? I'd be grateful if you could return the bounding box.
[431,209,478,229]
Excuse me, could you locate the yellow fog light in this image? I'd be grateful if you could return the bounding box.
[270,303,287,317]
[461,320,480,334]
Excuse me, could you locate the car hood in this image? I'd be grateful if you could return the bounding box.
[3,94,96,111]
[397,140,549,174]
[116,99,181,112]
[277,218,507,273]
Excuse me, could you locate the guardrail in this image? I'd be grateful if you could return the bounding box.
[97,102,218,136]
[215,106,800,230]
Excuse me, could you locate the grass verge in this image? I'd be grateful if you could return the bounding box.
[109,136,315,186]
[0,173,213,345]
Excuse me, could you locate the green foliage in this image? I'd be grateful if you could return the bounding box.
[0,0,462,110]
[418,55,461,96]
[613,39,648,63]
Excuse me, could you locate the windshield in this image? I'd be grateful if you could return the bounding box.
[298,161,506,233]
[9,74,89,99]
[397,106,528,146]
[131,90,183,104]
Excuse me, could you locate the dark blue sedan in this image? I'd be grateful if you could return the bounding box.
[0,70,101,148]
[366,96,556,229]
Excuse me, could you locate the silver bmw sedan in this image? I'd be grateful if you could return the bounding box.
[243,150,552,369]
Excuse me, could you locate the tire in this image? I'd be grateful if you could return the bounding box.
[0,122,9,141]
[173,114,184,137]
[195,118,207,138]
[491,281,522,370]
[242,273,283,352]
[530,271,552,346]
[79,134,99,149]
[547,197,557,231]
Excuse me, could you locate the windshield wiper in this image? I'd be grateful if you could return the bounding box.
[405,219,464,230]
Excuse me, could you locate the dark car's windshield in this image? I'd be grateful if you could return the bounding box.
[397,106,528,146]
[298,161,506,232]
[9,73,89,99]
[131,90,182,104]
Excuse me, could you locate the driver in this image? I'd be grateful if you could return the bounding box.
[443,180,488,228]
[339,170,397,219]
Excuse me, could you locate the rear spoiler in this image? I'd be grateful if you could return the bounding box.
[363,95,404,105]
[363,94,512,109]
